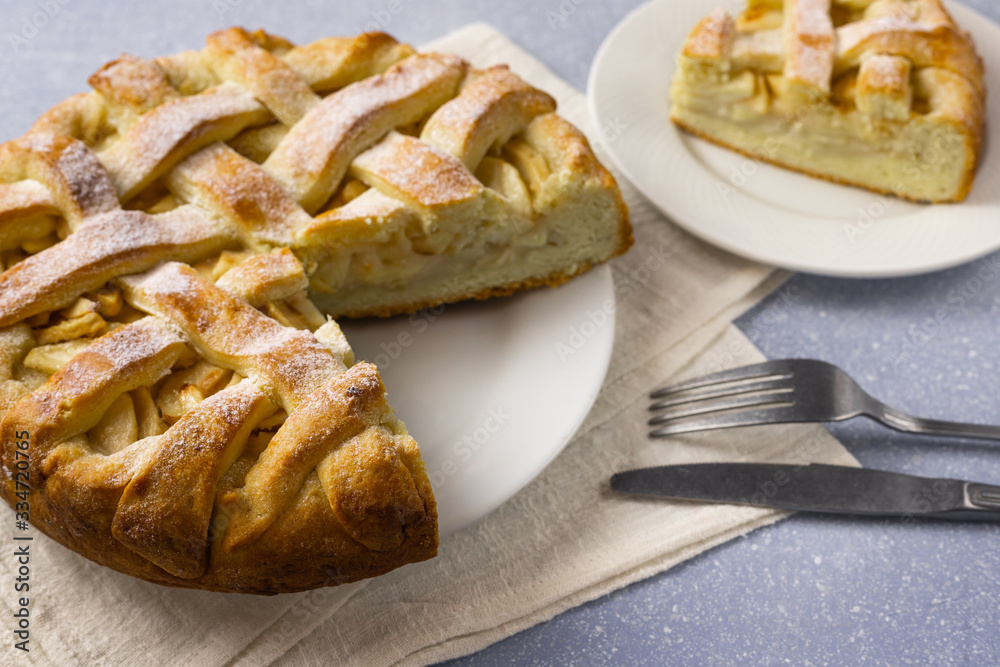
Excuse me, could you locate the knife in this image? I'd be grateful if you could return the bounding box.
[610,463,1000,521]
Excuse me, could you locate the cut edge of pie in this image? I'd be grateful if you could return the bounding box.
[669,0,986,204]
[301,112,632,319]
[0,28,632,594]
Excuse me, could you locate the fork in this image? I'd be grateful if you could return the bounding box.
[648,358,1000,441]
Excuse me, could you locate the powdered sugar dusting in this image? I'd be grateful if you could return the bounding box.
[84,317,184,372]
[859,53,910,92]
[0,206,231,327]
[353,132,482,207]
[214,248,307,306]
[0,133,117,229]
[207,27,320,127]
[419,64,555,171]
[263,52,466,211]
[230,362,388,546]
[0,180,58,224]
[122,263,344,412]
[30,317,185,436]
[684,8,735,60]
[785,0,836,92]
[169,143,310,247]
[46,135,120,222]
[98,81,266,199]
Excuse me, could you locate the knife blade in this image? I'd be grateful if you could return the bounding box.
[610,463,1000,521]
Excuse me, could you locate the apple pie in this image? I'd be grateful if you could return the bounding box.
[0,29,631,593]
[670,0,985,203]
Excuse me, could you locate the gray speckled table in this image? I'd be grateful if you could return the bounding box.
[452,269,1000,665]
[3,0,999,664]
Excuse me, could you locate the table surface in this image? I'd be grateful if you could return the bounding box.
[3,0,999,664]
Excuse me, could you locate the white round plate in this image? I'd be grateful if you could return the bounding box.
[339,266,615,536]
[589,0,1000,278]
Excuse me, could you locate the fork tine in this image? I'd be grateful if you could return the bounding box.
[649,405,805,438]
[649,377,793,412]
[649,361,794,399]
[648,390,794,426]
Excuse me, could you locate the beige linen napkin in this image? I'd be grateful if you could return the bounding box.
[0,23,857,666]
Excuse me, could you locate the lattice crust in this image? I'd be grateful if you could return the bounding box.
[670,0,986,203]
[0,28,631,593]
[0,250,437,592]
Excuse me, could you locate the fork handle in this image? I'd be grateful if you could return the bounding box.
[877,406,1000,442]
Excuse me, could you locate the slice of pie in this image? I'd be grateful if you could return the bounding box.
[669,0,985,203]
[0,29,631,594]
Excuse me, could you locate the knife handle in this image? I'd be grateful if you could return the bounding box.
[968,483,1000,511]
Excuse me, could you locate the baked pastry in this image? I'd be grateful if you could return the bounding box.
[670,0,985,203]
[0,29,631,593]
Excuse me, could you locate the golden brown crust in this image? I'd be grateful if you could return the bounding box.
[351,131,484,208]
[297,188,413,247]
[118,262,344,410]
[281,32,415,93]
[206,27,320,126]
[88,54,180,118]
[527,113,629,206]
[421,65,557,169]
[101,82,270,202]
[0,27,630,595]
[1,266,437,594]
[0,206,233,328]
[672,0,985,203]
[111,381,275,578]
[28,92,107,143]
[167,142,312,249]
[836,6,984,96]
[0,133,120,228]
[214,247,308,306]
[263,52,467,212]
[3,405,436,594]
[683,8,734,60]
[784,0,835,97]
[0,181,59,243]
[221,363,424,553]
